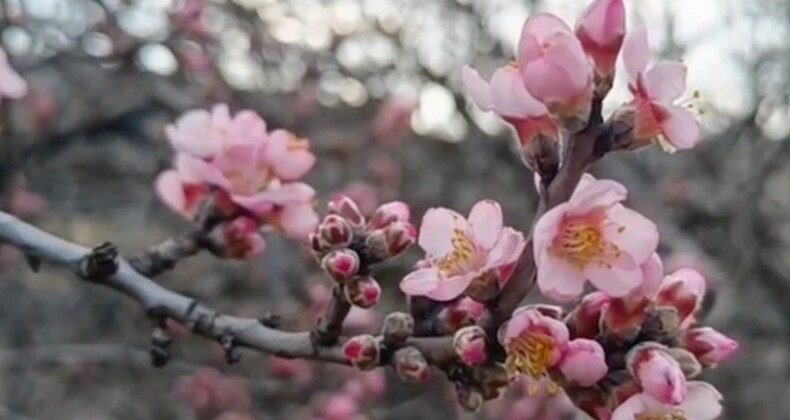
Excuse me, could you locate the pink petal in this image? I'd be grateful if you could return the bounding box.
[568,178,628,215]
[586,265,643,298]
[559,338,608,386]
[622,26,650,87]
[532,203,569,262]
[636,252,664,298]
[680,382,723,420]
[166,109,217,157]
[489,67,548,117]
[467,199,503,250]
[267,130,316,181]
[179,154,231,189]
[418,208,468,258]
[400,268,441,296]
[522,59,584,105]
[576,0,625,48]
[644,61,687,103]
[518,14,574,63]
[231,110,267,138]
[660,105,701,151]
[235,182,315,210]
[278,203,319,239]
[603,206,659,264]
[426,275,474,301]
[536,250,587,302]
[611,394,650,420]
[488,227,526,267]
[210,103,232,128]
[0,68,27,99]
[154,170,187,215]
[461,66,493,111]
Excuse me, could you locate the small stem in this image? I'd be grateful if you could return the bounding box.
[312,286,352,346]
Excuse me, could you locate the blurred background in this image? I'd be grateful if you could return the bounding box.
[0,0,786,418]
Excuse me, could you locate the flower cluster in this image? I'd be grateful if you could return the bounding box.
[463,0,700,166]
[155,104,319,259]
[311,195,415,308]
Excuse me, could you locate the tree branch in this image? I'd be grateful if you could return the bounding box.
[0,211,455,367]
[127,228,206,277]
[311,286,352,346]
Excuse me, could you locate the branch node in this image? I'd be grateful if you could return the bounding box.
[258,313,281,329]
[219,331,242,365]
[78,242,119,281]
[150,323,172,368]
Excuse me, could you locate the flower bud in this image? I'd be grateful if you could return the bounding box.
[381,312,414,345]
[364,221,416,262]
[318,214,353,249]
[209,218,265,259]
[455,384,484,413]
[568,292,609,339]
[321,249,360,283]
[609,105,650,151]
[680,327,738,368]
[453,326,488,367]
[368,201,410,230]
[575,0,625,79]
[344,276,381,308]
[394,347,429,382]
[309,233,324,255]
[520,133,559,180]
[656,268,707,328]
[559,338,608,386]
[328,195,365,227]
[626,342,687,405]
[600,294,650,343]
[665,347,703,379]
[342,335,380,371]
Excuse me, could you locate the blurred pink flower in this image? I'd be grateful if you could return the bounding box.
[7,175,46,218]
[371,95,416,145]
[268,357,314,385]
[344,307,377,331]
[517,14,593,119]
[558,338,608,386]
[322,394,359,420]
[400,200,525,301]
[462,65,559,146]
[681,327,738,368]
[627,343,686,405]
[575,0,626,77]
[612,382,722,420]
[214,217,266,259]
[171,0,211,37]
[176,368,250,415]
[533,174,658,301]
[337,182,379,217]
[0,47,27,102]
[500,307,568,390]
[621,26,700,152]
[369,155,400,187]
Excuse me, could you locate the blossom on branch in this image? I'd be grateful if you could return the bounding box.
[399,200,525,302]
[575,0,626,79]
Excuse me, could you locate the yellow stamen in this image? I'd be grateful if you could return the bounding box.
[505,333,554,379]
[550,221,622,271]
[635,410,686,420]
[436,228,476,277]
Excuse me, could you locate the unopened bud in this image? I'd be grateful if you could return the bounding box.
[680,327,738,368]
[455,384,484,413]
[368,201,410,230]
[568,292,609,339]
[609,105,650,151]
[641,306,681,340]
[453,326,487,367]
[626,342,687,405]
[318,215,353,249]
[394,347,429,383]
[520,133,559,180]
[381,312,414,345]
[364,221,415,262]
[344,276,381,309]
[342,335,380,371]
[600,295,649,342]
[208,218,265,259]
[321,249,360,283]
[436,297,487,334]
[328,195,365,227]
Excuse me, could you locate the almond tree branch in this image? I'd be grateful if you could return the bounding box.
[126,228,207,277]
[311,286,352,346]
[490,97,609,327]
[0,211,455,367]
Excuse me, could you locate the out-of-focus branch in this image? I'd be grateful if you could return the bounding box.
[127,228,207,277]
[489,98,609,327]
[0,211,456,367]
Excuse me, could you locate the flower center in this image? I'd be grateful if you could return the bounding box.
[635,410,687,420]
[551,220,622,271]
[505,332,554,380]
[225,165,273,195]
[436,228,478,277]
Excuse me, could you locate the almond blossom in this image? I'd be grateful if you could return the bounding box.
[621,26,701,152]
[611,382,723,420]
[575,0,626,78]
[533,174,659,302]
[0,47,27,103]
[399,200,525,302]
[559,338,608,386]
[627,343,687,405]
[518,14,594,120]
[462,65,559,146]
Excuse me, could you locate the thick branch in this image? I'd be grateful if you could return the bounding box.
[0,211,455,366]
[490,99,607,326]
[127,228,206,277]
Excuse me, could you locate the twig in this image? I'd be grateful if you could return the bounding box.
[311,286,352,346]
[127,228,207,277]
[0,211,455,366]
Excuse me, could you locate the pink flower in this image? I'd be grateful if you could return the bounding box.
[655,268,706,328]
[533,174,659,301]
[462,65,559,145]
[568,291,610,339]
[575,0,625,77]
[371,95,416,145]
[622,26,700,152]
[155,155,213,218]
[627,343,687,405]
[517,14,593,118]
[214,218,266,259]
[400,200,526,301]
[436,297,487,333]
[322,394,358,420]
[612,382,722,420]
[681,327,738,368]
[0,47,27,102]
[500,307,568,388]
[369,201,410,230]
[558,338,608,386]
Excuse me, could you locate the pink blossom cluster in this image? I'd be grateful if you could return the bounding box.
[176,368,251,418]
[156,104,319,259]
[310,195,415,309]
[463,0,700,159]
